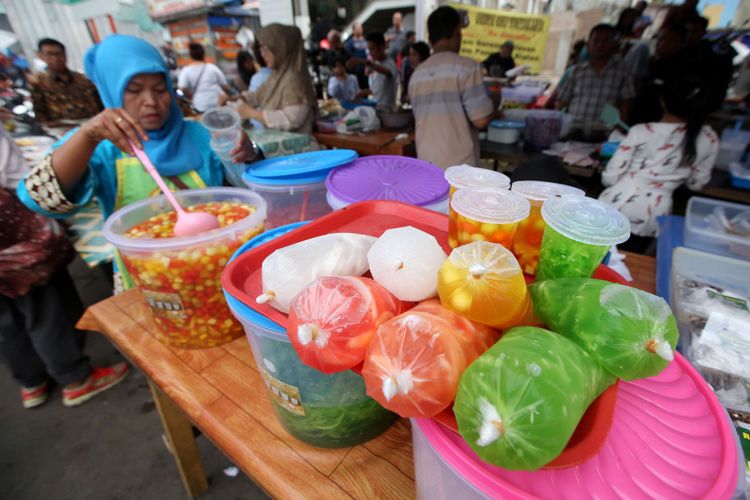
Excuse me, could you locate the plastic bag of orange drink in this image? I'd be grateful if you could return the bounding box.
[361,300,499,418]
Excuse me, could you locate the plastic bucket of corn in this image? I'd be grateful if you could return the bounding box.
[104,187,266,349]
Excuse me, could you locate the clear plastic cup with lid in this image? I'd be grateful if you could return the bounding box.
[444,165,511,248]
[450,188,530,248]
[536,197,630,281]
[510,181,585,275]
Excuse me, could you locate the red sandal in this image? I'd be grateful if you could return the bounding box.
[21,380,49,409]
[62,363,130,407]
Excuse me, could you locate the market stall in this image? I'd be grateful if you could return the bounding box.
[78,250,658,499]
[78,152,745,498]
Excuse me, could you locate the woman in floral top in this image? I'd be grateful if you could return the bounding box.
[599,74,719,252]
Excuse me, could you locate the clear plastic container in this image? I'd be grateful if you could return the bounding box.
[450,188,530,248]
[103,187,266,349]
[670,247,750,413]
[222,225,398,448]
[444,166,510,248]
[326,190,449,214]
[537,197,630,281]
[510,181,585,275]
[411,419,488,500]
[684,196,750,260]
[243,171,332,229]
[226,298,398,447]
[715,129,750,170]
[201,107,244,186]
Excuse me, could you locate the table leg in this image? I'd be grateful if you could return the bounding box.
[149,381,209,498]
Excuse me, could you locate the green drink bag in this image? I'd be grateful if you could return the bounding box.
[529,278,678,381]
[454,327,615,470]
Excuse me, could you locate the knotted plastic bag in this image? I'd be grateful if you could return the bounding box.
[437,241,534,329]
[361,300,499,418]
[529,278,678,380]
[454,327,615,470]
[367,226,447,302]
[257,233,376,313]
[288,276,406,374]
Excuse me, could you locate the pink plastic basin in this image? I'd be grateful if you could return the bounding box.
[412,353,739,499]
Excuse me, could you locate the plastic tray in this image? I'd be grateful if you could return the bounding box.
[412,353,739,499]
[222,200,631,469]
[684,196,750,260]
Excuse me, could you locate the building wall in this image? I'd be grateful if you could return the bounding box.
[3,0,164,73]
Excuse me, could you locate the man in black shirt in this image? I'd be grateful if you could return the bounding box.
[482,40,516,78]
[684,16,734,113]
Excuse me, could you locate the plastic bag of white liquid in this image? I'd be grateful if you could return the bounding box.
[367,227,448,302]
[257,233,376,313]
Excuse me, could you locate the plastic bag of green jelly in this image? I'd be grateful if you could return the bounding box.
[529,278,678,381]
[454,327,615,470]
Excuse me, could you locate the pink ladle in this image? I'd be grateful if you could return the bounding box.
[130,142,220,237]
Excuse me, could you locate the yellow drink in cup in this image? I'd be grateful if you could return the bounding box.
[450,188,530,249]
[444,166,510,248]
[510,181,584,275]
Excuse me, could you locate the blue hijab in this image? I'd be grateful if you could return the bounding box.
[84,35,200,176]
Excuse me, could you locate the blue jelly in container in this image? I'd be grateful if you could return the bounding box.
[222,222,398,448]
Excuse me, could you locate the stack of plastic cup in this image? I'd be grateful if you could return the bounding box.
[450,189,530,248]
[444,166,511,248]
[536,197,630,281]
[510,181,584,275]
[201,107,244,186]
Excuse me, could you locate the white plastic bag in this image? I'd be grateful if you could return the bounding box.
[336,106,380,133]
[367,226,447,302]
[257,233,376,313]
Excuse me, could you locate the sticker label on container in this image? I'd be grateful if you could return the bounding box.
[259,368,305,416]
[142,290,187,319]
[706,289,749,312]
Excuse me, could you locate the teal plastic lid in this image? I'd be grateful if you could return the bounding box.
[542,197,631,246]
[247,150,358,179]
[489,120,525,129]
[243,169,328,186]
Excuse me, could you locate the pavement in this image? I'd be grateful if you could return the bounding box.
[0,257,268,500]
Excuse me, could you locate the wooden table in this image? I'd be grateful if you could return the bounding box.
[78,253,655,498]
[314,130,416,157]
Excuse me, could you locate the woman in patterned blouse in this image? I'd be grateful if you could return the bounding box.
[599,74,719,253]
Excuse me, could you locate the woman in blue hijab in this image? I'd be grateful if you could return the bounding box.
[18,35,259,218]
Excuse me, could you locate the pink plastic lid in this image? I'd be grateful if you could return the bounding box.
[325,155,449,206]
[413,354,739,499]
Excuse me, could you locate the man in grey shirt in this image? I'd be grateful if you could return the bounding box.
[357,32,397,106]
[385,12,407,61]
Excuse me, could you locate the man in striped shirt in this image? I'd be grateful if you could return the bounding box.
[409,6,495,170]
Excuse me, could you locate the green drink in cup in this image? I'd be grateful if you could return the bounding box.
[536,197,630,281]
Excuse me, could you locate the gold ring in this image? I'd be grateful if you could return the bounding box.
[115,116,123,124]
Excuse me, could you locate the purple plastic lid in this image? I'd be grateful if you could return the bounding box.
[325,155,449,205]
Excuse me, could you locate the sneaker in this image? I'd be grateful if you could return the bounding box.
[62,363,130,407]
[21,381,49,409]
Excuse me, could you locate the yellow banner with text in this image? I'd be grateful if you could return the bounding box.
[450,4,550,74]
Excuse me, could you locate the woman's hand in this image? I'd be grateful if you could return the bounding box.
[233,100,264,122]
[80,108,148,154]
[229,131,260,164]
[218,93,237,106]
